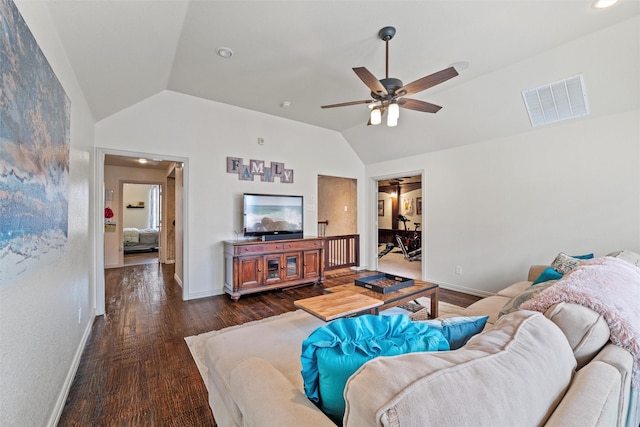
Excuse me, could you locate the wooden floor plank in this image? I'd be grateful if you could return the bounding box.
[58,264,481,426]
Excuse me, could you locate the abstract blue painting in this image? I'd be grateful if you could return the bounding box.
[0,0,70,287]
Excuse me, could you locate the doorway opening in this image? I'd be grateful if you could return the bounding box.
[122,183,161,267]
[317,175,357,236]
[376,174,423,279]
[317,175,360,271]
[96,148,188,316]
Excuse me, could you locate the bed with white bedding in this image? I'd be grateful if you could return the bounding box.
[123,227,159,254]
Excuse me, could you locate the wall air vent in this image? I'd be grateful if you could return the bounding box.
[522,74,590,127]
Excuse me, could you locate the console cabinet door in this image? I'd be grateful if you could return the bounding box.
[302,249,321,278]
[264,254,283,285]
[237,256,262,289]
[283,252,302,281]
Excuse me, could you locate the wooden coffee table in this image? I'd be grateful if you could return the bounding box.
[294,291,383,321]
[325,280,440,318]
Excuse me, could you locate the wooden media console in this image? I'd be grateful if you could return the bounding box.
[223,237,325,301]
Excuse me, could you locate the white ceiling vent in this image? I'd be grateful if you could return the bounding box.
[522,74,590,127]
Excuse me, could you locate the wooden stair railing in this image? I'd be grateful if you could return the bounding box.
[323,234,360,271]
[317,220,329,237]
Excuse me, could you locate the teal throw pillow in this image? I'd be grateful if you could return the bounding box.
[572,253,594,260]
[416,315,489,349]
[301,314,449,423]
[532,267,563,285]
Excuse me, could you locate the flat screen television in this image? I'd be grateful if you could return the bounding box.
[243,193,303,239]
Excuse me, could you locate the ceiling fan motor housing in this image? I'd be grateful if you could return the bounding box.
[372,77,403,100]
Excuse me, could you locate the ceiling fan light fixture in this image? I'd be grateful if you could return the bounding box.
[387,113,398,127]
[388,102,400,120]
[370,108,382,125]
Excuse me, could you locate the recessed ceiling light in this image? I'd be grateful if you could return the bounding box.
[216,47,234,58]
[138,158,148,164]
[592,0,618,8]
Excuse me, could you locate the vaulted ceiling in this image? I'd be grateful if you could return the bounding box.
[40,0,640,164]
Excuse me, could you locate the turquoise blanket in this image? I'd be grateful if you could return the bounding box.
[300,314,449,422]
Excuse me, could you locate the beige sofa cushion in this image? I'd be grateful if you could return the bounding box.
[459,295,510,325]
[544,302,611,369]
[204,310,325,426]
[496,280,532,298]
[343,310,577,427]
[229,357,335,427]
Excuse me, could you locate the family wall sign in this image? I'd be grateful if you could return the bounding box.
[226,157,294,183]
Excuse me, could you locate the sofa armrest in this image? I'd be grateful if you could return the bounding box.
[229,357,335,427]
[591,344,634,425]
[528,265,549,282]
[545,361,621,427]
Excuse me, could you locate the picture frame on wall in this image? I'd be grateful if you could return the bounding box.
[378,200,384,216]
[417,197,422,215]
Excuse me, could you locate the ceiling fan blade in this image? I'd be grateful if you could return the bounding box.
[321,99,374,109]
[398,98,442,113]
[395,66,458,97]
[353,67,388,96]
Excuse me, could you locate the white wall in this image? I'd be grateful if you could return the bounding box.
[367,109,640,295]
[0,2,96,426]
[377,192,393,229]
[399,188,422,228]
[96,90,365,299]
[123,184,153,229]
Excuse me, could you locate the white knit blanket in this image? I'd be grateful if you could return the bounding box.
[521,256,640,387]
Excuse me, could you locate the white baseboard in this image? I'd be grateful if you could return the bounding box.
[165,259,175,264]
[48,310,95,427]
[433,281,494,298]
[104,263,123,269]
[185,288,224,300]
[174,273,183,287]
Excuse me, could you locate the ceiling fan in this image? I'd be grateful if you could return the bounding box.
[321,26,459,127]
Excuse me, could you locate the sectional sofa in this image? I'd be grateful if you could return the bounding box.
[203,252,640,426]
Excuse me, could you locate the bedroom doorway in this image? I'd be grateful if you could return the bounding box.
[121,182,162,266]
[97,148,188,316]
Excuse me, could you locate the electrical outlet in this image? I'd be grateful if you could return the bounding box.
[455,265,463,275]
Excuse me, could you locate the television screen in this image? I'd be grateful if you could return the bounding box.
[243,193,303,237]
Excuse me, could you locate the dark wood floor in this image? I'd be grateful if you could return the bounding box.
[58,264,481,426]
